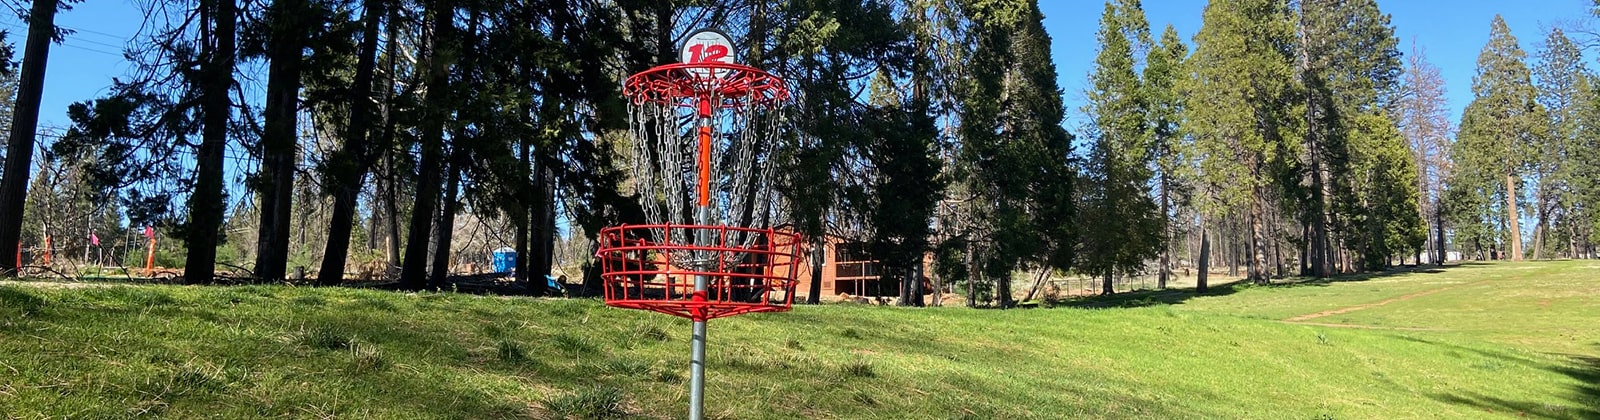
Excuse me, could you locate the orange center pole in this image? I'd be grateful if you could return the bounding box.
[696,97,713,208]
[145,235,156,276]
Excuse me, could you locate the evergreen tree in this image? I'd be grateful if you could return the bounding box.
[864,69,943,307]
[1144,24,1188,289]
[1079,0,1161,295]
[1571,74,1600,256]
[1531,27,1585,259]
[1452,15,1547,261]
[1184,0,1298,283]
[956,0,1074,306]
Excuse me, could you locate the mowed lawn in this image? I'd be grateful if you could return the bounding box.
[0,261,1595,419]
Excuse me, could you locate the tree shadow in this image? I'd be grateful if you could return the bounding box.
[1053,263,1466,309]
[1405,336,1600,419]
[1428,351,1599,419]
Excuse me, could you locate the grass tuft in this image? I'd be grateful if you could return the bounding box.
[290,295,327,307]
[601,359,651,377]
[497,339,526,363]
[295,325,352,350]
[839,327,862,339]
[349,340,389,373]
[543,385,628,420]
[632,324,670,342]
[552,333,595,353]
[841,360,876,378]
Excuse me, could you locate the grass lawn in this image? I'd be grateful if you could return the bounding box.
[0,261,1595,419]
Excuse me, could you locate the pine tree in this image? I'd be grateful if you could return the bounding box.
[1080,0,1161,295]
[1571,73,1600,256]
[1184,0,1298,283]
[1531,27,1585,259]
[956,0,1075,306]
[1453,15,1547,261]
[1144,24,1188,289]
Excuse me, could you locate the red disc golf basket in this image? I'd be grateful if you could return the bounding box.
[597,28,793,419]
[596,224,801,322]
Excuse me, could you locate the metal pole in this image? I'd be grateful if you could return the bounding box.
[689,97,714,420]
[689,313,707,420]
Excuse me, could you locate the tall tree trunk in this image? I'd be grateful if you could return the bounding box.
[380,2,401,268]
[184,0,237,284]
[0,0,58,277]
[317,0,384,285]
[428,154,461,288]
[1249,190,1267,284]
[256,0,309,282]
[513,142,530,285]
[1101,271,1114,296]
[911,259,925,307]
[399,0,452,290]
[527,163,551,295]
[1158,173,1170,289]
[964,241,977,308]
[996,257,1012,307]
[1197,220,1210,294]
[541,168,556,290]
[1440,201,1452,264]
[1505,174,1522,261]
[897,264,913,306]
[1533,202,1546,260]
[805,234,823,304]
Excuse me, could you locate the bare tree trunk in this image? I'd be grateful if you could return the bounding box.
[0,0,58,277]
[1020,267,1049,302]
[1505,174,1522,261]
[805,235,823,304]
[428,155,461,288]
[965,242,977,308]
[255,0,310,282]
[513,143,530,285]
[1158,173,1170,288]
[316,0,384,285]
[399,1,452,289]
[380,2,401,268]
[1197,220,1210,294]
[184,0,237,284]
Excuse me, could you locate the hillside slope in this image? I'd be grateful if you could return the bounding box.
[0,261,1595,419]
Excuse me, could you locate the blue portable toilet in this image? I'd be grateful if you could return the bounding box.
[491,247,517,274]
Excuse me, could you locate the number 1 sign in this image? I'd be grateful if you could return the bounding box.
[680,29,735,78]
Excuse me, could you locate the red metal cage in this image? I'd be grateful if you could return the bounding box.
[596,224,801,322]
[623,62,790,108]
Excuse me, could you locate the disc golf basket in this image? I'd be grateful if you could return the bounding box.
[594,28,794,419]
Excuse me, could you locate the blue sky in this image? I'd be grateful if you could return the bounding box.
[3,0,1595,156]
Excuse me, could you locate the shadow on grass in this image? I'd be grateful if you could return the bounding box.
[1415,338,1600,419]
[1053,263,1474,309]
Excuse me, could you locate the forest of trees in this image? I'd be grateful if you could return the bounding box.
[0,0,1597,306]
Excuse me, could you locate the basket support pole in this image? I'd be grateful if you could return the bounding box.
[688,96,714,420]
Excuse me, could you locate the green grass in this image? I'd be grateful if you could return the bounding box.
[0,261,1596,418]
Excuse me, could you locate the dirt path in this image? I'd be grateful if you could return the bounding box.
[1283,322,1444,331]
[1283,285,1457,322]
